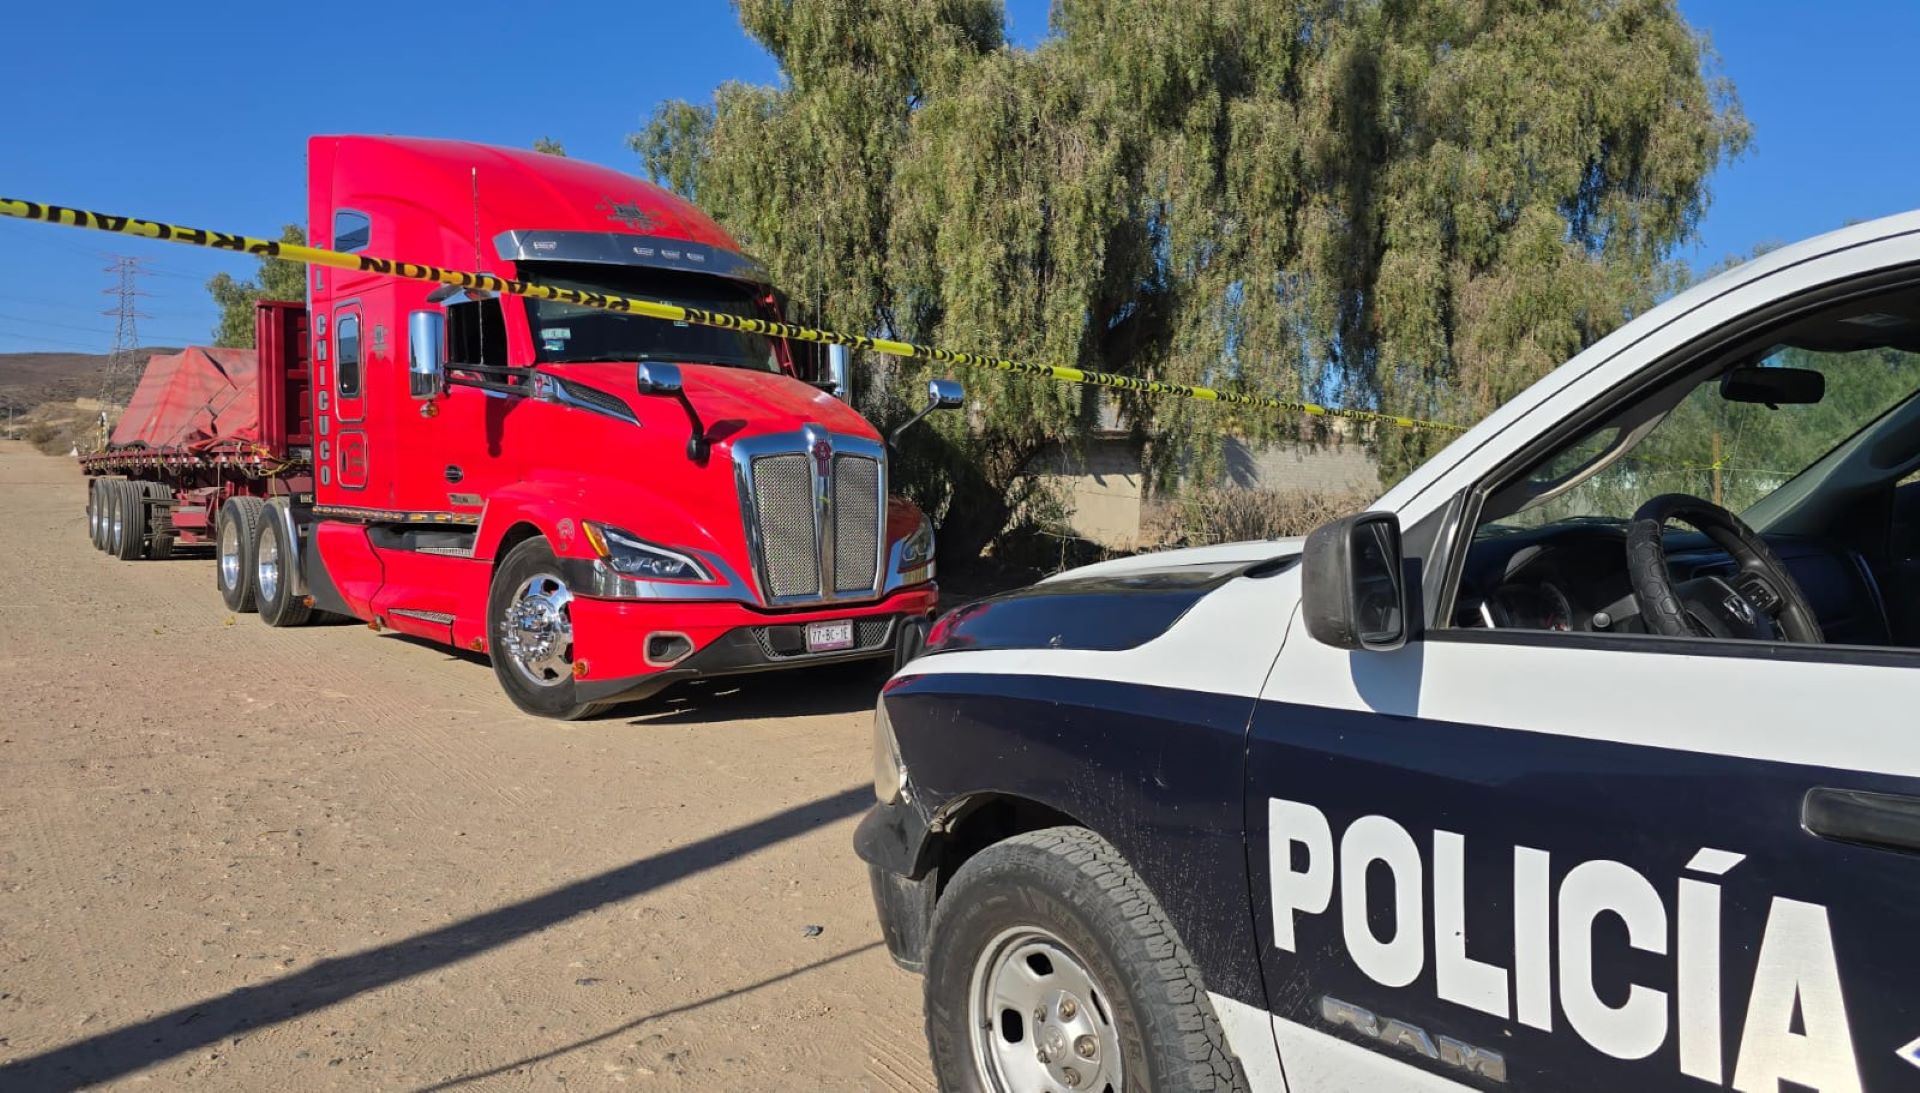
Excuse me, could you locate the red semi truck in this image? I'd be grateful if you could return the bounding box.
[80,136,957,719]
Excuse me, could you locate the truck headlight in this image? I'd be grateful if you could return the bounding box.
[897,514,935,580]
[873,696,908,805]
[583,522,712,582]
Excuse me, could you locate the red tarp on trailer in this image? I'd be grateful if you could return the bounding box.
[110,346,259,451]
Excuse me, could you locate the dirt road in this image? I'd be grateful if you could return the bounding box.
[0,441,935,1090]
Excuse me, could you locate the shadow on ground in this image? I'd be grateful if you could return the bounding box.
[416,941,885,1090]
[0,786,873,1091]
[620,660,888,725]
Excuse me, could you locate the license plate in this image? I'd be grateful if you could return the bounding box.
[805,620,855,652]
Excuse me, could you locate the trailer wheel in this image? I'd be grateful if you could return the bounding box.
[216,497,265,613]
[253,509,311,627]
[112,480,148,561]
[87,480,107,551]
[143,482,175,560]
[488,536,605,720]
[95,479,123,553]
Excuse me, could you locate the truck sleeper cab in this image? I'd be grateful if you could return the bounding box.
[218,136,951,718]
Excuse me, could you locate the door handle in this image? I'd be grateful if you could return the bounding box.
[1803,786,1920,854]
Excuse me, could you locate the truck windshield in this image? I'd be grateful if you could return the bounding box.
[521,262,780,373]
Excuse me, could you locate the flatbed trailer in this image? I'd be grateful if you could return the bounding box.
[80,301,313,559]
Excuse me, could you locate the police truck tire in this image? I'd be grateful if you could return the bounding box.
[216,497,264,613]
[253,511,311,627]
[143,482,175,560]
[112,480,148,561]
[86,480,102,549]
[924,826,1248,1093]
[487,536,605,721]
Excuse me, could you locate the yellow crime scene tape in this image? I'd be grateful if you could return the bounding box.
[0,197,1465,435]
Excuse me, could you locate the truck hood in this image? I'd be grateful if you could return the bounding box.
[551,362,878,442]
[1039,537,1304,583]
[925,547,1300,656]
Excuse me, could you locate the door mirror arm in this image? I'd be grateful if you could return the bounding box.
[888,379,965,454]
[635,363,709,462]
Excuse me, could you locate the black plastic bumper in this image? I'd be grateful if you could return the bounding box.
[854,798,938,973]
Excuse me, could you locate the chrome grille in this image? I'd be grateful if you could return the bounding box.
[751,454,819,598]
[833,455,881,592]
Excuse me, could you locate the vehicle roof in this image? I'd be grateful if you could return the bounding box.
[313,135,744,255]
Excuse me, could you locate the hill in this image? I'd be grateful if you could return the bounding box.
[0,347,182,454]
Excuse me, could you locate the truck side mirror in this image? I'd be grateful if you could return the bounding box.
[1301,511,1408,651]
[826,343,854,403]
[635,362,684,395]
[407,310,446,399]
[889,379,965,448]
[635,363,708,461]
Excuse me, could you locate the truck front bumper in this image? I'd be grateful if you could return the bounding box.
[565,585,939,706]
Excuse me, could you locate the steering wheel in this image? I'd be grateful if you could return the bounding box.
[1625,494,1824,643]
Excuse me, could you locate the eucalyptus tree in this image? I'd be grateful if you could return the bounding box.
[636,0,1747,562]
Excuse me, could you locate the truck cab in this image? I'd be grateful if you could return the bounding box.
[248,136,949,718]
[862,211,1920,1091]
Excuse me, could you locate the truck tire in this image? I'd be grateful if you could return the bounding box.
[96,480,123,553]
[253,508,311,627]
[87,480,106,551]
[487,536,605,720]
[923,826,1248,1093]
[143,482,175,560]
[112,479,149,561]
[216,496,265,613]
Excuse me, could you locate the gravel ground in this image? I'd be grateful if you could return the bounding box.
[0,440,936,1091]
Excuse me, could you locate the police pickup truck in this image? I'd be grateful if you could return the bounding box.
[856,212,1920,1093]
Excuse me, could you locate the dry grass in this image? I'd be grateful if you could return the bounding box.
[1141,485,1373,548]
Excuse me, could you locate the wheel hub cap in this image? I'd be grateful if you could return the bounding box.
[502,574,574,687]
[970,927,1122,1093]
[219,518,241,590]
[257,530,280,603]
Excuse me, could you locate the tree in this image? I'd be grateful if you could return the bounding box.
[206,224,308,348]
[533,136,568,156]
[635,0,1747,566]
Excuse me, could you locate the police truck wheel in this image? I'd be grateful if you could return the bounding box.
[924,827,1247,1093]
[216,497,264,613]
[143,482,175,560]
[487,537,605,721]
[253,511,311,627]
[112,480,148,561]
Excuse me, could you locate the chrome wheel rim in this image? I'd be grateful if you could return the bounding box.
[89,488,102,541]
[218,516,242,591]
[969,926,1123,1093]
[501,573,574,687]
[256,526,280,604]
[111,489,125,547]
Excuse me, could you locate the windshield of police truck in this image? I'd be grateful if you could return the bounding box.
[1482,292,1920,531]
[522,262,780,373]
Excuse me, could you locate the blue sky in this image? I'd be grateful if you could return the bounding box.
[0,0,1910,355]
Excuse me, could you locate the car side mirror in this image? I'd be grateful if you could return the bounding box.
[407,310,445,400]
[889,379,965,448]
[1301,511,1408,651]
